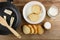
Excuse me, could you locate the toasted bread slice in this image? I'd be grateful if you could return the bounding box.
[37,25,44,34]
[28,13,39,22]
[28,25,34,34]
[32,5,41,14]
[32,25,37,34]
[23,25,31,34]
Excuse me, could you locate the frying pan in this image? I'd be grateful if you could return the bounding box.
[0,0,21,35]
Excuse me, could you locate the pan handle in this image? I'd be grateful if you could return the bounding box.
[7,0,13,2]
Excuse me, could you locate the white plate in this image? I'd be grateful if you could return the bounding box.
[23,1,46,24]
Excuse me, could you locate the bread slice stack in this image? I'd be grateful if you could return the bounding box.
[28,5,41,22]
[23,24,44,34]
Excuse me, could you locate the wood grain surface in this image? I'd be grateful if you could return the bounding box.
[0,0,60,40]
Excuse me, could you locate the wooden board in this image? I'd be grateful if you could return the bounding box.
[0,0,60,40]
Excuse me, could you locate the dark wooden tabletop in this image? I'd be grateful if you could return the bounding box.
[0,0,60,40]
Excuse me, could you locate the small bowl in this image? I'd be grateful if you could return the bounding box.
[47,5,58,18]
[23,1,46,24]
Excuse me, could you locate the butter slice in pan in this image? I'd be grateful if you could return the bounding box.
[10,17,14,27]
[3,16,6,20]
[4,9,12,15]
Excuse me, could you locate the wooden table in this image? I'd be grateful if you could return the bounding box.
[0,0,60,40]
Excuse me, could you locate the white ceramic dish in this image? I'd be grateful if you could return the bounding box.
[23,1,46,24]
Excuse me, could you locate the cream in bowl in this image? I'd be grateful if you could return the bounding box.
[23,1,46,24]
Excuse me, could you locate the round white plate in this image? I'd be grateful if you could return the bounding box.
[23,1,46,24]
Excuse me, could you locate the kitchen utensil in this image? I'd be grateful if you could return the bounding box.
[0,16,21,39]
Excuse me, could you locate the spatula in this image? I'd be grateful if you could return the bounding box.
[0,16,21,39]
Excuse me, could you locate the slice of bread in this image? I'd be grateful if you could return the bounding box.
[23,25,31,34]
[28,25,34,34]
[32,5,41,14]
[32,25,37,34]
[37,25,44,34]
[28,13,39,22]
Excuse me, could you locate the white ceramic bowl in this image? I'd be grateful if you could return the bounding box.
[23,1,46,24]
